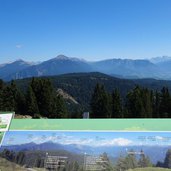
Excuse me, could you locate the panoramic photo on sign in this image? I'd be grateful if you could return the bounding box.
[1,131,171,170]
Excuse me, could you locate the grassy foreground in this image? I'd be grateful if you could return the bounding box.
[127,167,171,171]
[0,157,44,171]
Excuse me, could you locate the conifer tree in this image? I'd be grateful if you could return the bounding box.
[126,86,145,118]
[30,78,54,117]
[141,88,153,118]
[1,86,15,111]
[153,90,160,118]
[159,87,171,118]
[115,156,127,171]
[138,150,152,167]
[26,85,39,117]
[0,79,4,110]
[49,95,68,118]
[100,152,113,170]
[30,77,68,118]
[71,161,80,171]
[90,83,111,118]
[111,89,123,118]
[16,151,25,165]
[125,86,154,118]
[9,80,18,111]
[164,149,171,168]
[125,151,138,169]
[115,151,138,171]
[13,87,26,115]
[8,80,26,114]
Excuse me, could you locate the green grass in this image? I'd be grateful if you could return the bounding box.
[0,157,44,171]
[127,167,171,171]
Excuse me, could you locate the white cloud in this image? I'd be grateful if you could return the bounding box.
[155,136,164,140]
[16,44,22,49]
[63,138,94,146]
[56,137,132,147]
[29,135,132,147]
[155,136,171,142]
[97,138,133,146]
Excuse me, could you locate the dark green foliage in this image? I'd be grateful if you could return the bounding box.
[0,79,4,89]
[0,78,67,118]
[142,89,153,118]
[164,149,171,168]
[111,89,123,118]
[0,80,26,113]
[126,86,149,118]
[156,149,171,169]
[115,150,152,171]
[90,83,161,118]
[10,80,26,113]
[26,85,39,117]
[1,86,15,111]
[29,78,67,118]
[159,87,171,118]
[14,73,136,111]
[30,78,54,117]
[12,77,69,118]
[0,79,4,110]
[153,91,160,118]
[15,88,26,114]
[156,161,164,168]
[124,152,138,169]
[115,156,127,171]
[15,151,25,165]
[1,73,171,118]
[100,152,114,170]
[90,83,111,118]
[1,149,16,161]
[49,95,68,118]
[68,105,84,118]
[138,150,152,167]
[115,151,138,171]
[14,73,171,110]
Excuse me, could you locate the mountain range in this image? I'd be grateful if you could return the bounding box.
[1,141,170,164]
[1,55,171,81]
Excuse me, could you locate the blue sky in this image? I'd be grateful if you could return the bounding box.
[1,0,171,63]
[2,131,171,146]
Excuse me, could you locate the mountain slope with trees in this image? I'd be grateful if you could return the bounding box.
[1,72,171,118]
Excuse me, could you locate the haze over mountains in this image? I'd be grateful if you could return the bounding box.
[1,55,171,81]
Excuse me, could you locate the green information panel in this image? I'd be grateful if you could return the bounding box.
[9,119,171,131]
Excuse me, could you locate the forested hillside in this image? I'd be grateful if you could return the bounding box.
[1,72,171,118]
